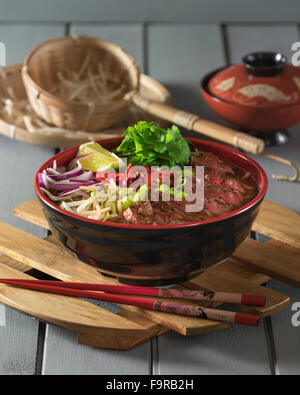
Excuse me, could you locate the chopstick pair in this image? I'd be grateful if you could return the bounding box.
[0,279,264,327]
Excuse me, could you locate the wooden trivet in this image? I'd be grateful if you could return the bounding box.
[0,199,298,350]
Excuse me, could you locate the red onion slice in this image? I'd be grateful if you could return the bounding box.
[58,186,82,196]
[68,171,94,181]
[49,181,97,191]
[46,161,83,181]
[38,173,47,189]
[67,153,94,171]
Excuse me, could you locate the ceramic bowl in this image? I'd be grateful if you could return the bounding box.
[34,137,268,286]
[201,52,300,132]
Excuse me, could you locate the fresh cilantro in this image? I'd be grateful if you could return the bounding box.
[115,121,191,167]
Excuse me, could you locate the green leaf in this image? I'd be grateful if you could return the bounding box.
[115,121,190,168]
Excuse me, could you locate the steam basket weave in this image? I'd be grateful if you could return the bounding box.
[22,35,140,131]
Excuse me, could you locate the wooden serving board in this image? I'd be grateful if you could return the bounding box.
[0,199,298,350]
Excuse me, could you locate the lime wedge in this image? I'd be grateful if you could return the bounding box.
[77,142,121,172]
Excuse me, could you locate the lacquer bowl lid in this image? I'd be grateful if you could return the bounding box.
[208,52,300,108]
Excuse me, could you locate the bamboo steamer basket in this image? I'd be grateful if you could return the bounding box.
[21,36,265,154]
[21,35,140,131]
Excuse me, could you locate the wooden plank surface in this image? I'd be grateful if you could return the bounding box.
[13,199,291,325]
[0,255,30,273]
[252,200,300,249]
[0,224,236,336]
[0,4,298,375]
[70,23,145,72]
[147,24,225,121]
[188,262,290,317]
[14,200,47,231]
[42,324,152,375]
[0,221,154,370]
[0,303,39,375]
[0,20,66,372]
[0,134,54,374]
[1,0,300,23]
[226,22,300,376]
[0,261,161,352]
[233,238,300,288]
[0,23,65,65]
[146,22,272,375]
[0,262,146,333]
[267,279,300,375]
[156,322,271,375]
[0,244,162,352]
[226,24,298,64]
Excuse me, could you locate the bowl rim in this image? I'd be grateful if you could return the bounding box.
[21,35,140,109]
[200,66,300,110]
[34,136,268,230]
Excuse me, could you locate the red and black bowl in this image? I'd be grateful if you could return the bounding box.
[34,137,268,286]
[201,52,300,133]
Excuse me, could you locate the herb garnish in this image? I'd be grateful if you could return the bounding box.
[115,121,191,167]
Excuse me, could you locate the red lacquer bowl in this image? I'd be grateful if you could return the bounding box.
[201,52,300,132]
[34,137,268,286]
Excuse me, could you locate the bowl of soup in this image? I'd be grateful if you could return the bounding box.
[34,127,267,285]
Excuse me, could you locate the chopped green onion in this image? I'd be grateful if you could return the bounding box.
[159,184,170,194]
[174,191,187,199]
[121,196,134,210]
[133,184,149,202]
[174,177,186,189]
[104,200,117,215]
[119,187,135,199]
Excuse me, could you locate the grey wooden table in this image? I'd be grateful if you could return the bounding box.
[0,0,300,375]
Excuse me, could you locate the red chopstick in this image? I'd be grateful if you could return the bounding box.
[0,279,260,327]
[0,278,265,306]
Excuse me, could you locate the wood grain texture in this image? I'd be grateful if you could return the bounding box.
[252,200,300,249]
[0,255,31,273]
[14,199,48,230]
[233,238,300,288]
[0,263,145,332]
[78,309,164,350]
[0,223,231,336]
[187,263,290,317]
[11,201,290,333]
[0,246,162,352]
[0,263,159,352]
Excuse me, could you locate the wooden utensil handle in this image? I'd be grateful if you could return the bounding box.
[133,94,265,154]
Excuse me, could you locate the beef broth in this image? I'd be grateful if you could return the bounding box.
[115,151,258,225]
